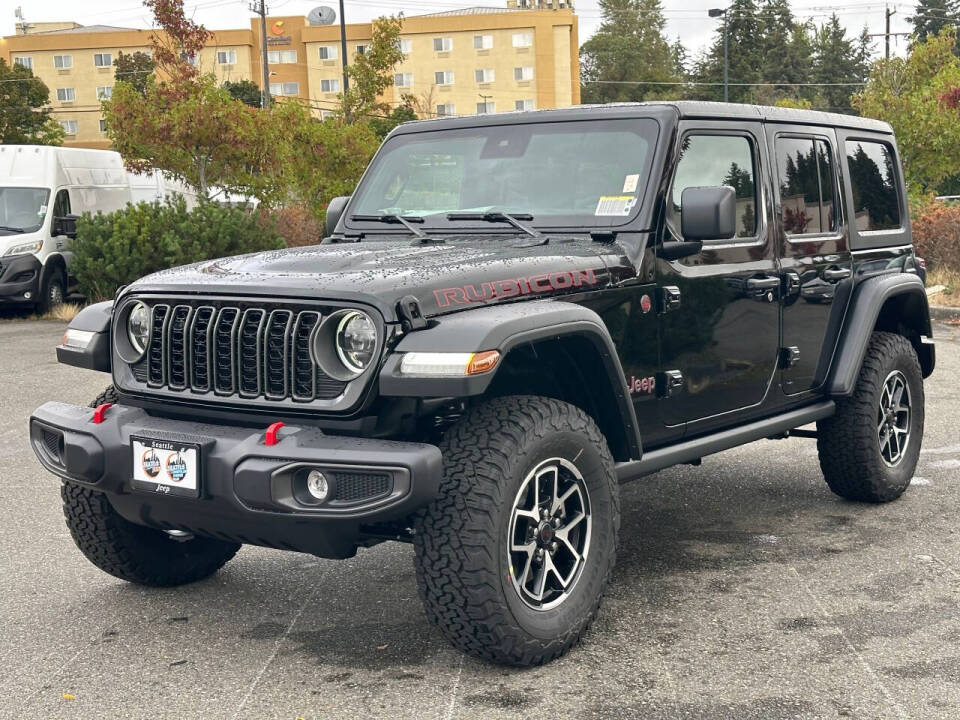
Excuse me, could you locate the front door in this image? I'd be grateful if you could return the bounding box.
[658,121,781,427]
[769,128,852,394]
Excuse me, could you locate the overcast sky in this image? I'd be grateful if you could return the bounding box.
[3,1,920,60]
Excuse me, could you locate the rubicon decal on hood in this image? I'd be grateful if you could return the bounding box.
[434,269,599,308]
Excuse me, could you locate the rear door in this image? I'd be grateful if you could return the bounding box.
[769,126,852,393]
[657,120,781,427]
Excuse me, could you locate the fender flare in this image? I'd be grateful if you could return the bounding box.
[39,252,68,287]
[824,273,934,396]
[379,299,643,459]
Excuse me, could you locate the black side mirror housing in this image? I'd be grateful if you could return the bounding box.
[53,214,79,240]
[680,186,737,241]
[325,196,351,237]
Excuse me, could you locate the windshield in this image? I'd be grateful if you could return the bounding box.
[0,187,50,233]
[348,118,659,232]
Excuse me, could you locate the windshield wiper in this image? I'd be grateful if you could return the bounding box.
[446,211,541,238]
[350,214,427,239]
[0,225,25,233]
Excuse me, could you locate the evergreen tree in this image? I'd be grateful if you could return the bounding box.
[222,79,262,108]
[670,35,689,79]
[580,0,679,103]
[908,0,960,52]
[113,51,155,96]
[812,14,871,114]
[693,0,764,103]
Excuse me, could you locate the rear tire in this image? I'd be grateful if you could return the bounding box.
[817,332,924,503]
[413,396,619,666]
[58,386,240,586]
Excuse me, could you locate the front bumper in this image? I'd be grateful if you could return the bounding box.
[29,402,443,558]
[0,253,41,304]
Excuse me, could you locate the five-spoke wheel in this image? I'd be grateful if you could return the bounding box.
[878,370,911,467]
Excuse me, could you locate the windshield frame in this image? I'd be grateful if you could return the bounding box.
[0,186,52,235]
[345,114,663,236]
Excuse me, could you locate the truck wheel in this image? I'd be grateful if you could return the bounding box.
[817,332,924,503]
[57,386,241,586]
[413,396,620,666]
[37,267,66,314]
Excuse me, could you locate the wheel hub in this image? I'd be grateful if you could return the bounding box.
[506,458,592,611]
[877,370,911,467]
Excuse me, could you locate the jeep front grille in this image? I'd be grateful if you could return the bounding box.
[133,301,347,403]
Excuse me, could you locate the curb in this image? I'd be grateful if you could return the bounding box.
[930,305,960,322]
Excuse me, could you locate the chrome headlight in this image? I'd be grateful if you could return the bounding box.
[336,311,377,375]
[311,309,380,381]
[127,302,150,355]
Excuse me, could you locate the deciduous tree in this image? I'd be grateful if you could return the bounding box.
[340,16,406,121]
[113,51,155,96]
[0,59,64,145]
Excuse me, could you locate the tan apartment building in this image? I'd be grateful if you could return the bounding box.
[0,5,579,148]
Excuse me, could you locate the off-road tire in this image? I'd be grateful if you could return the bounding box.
[37,266,66,314]
[817,332,924,503]
[59,386,241,587]
[413,396,620,666]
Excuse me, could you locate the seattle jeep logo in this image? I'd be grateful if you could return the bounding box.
[166,452,188,483]
[434,269,598,307]
[142,449,161,478]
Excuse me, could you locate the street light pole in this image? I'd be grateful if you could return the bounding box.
[339,0,350,121]
[709,8,729,103]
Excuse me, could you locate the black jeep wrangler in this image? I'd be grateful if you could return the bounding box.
[30,102,935,666]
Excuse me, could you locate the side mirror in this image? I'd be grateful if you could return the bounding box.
[680,186,736,241]
[325,196,351,237]
[53,214,79,239]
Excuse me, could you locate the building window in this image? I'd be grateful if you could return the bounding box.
[99,119,107,133]
[394,73,413,88]
[476,101,495,114]
[320,78,340,93]
[433,37,453,52]
[475,68,495,83]
[216,49,237,65]
[514,66,534,81]
[473,35,493,50]
[318,46,338,61]
[96,86,113,100]
[54,54,73,69]
[435,71,454,85]
[13,56,33,70]
[436,103,456,117]
[512,32,533,48]
[398,38,413,54]
[269,82,300,96]
[267,50,297,63]
[56,88,76,102]
[60,120,78,135]
[515,99,535,111]
[355,44,369,55]
[93,52,112,67]
[846,140,902,232]
[183,52,199,67]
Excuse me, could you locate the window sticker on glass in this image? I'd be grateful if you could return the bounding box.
[595,195,636,216]
[622,174,640,193]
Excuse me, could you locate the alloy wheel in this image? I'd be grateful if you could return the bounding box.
[878,369,911,467]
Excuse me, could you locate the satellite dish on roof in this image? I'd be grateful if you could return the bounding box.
[308,6,337,25]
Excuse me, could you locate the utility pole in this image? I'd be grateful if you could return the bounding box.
[250,0,271,109]
[885,6,895,59]
[339,0,350,121]
[709,8,729,102]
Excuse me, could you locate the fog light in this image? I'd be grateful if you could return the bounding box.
[306,470,329,501]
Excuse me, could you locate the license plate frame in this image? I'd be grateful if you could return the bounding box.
[131,436,201,498]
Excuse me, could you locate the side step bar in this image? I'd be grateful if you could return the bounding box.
[616,400,835,483]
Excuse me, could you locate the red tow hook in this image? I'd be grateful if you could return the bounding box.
[92,403,114,424]
[264,421,285,446]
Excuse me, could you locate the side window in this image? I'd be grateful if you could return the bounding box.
[845,140,901,232]
[672,134,757,238]
[775,136,837,235]
[53,189,71,217]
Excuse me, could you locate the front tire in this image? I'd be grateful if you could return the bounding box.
[37,266,65,314]
[58,386,240,586]
[817,332,924,503]
[413,396,620,666]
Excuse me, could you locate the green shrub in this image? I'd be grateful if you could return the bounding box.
[71,197,285,301]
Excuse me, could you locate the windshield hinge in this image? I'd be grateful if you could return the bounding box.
[397,294,428,331]
[590,230,617,243]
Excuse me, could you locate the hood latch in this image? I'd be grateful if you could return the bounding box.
[397,294,428,331]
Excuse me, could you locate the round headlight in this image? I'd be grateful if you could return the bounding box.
[127,302,150,355]
[335,311,377,375]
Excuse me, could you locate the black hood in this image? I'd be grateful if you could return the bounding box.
[127,238,640,321]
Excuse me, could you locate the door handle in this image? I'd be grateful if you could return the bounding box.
[823,266,851,281]
[746,277,780,291]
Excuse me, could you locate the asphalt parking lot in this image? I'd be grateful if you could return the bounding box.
[0,317,958,720]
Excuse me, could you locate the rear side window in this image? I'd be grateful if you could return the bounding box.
[775,136,837,235]
[846,140,901,232]
[672,134,757,238]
